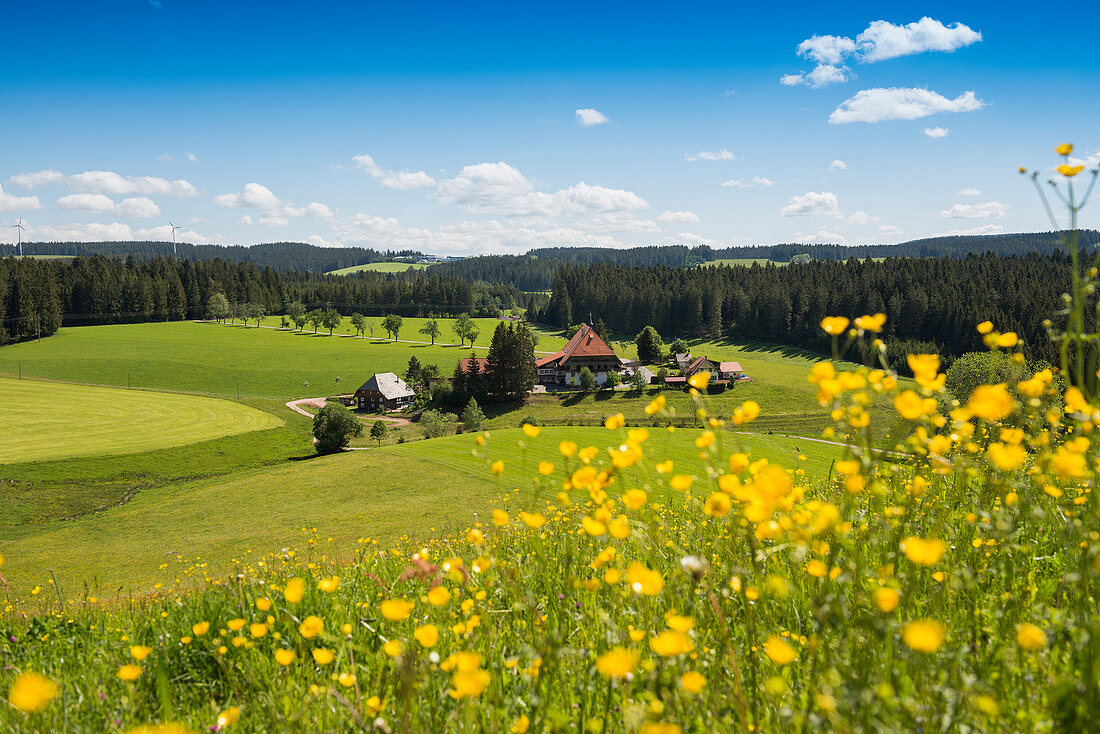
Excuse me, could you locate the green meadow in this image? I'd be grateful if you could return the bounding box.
[325,261,430,275]
[0,377,283,464]
[0,427,837,596]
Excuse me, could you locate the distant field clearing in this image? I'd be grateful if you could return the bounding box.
[0,377,283,464]
[327,261,430,275]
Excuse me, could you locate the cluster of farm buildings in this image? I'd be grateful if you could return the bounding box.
[350,323,747,413]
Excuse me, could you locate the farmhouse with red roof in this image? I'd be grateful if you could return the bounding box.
[536,324,623,387]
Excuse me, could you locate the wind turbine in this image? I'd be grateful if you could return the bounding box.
[12,218,25,257]
[169,221,180,256]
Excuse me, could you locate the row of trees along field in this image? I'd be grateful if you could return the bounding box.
[425,231,1100,291]
[0,254,515,344]
[0,241,426,273]
[531,252,1087,366]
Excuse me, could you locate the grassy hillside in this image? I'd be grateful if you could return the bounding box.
[326,261,430,274]
[0,428,836,596]
[0,321,559,402]
[0,377,283,464]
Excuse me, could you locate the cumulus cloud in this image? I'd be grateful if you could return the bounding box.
[685,148,735,162]
[846,211,879,225]
[21,221,223,245]
[923,126,950,138]
[878,224,904,236]
[959,187,982,196]
[0,184,43,211]
[784,18,981,87]
[352,154,436,189]
[215,182,334,224]
[8,169,197,197]
[657,210,700,223]
[945,224,1005,236]
[435,161,649,227]
[575,108,610,127]
[939,201,1008,219]
[657,231,723,247]
[721,176,774,189]
[781,191,840,217]
[793,229,847,244]
[829,159,849,171]
[829,88,983,124]
[54,193,160,219]
[186,153,198,163]
[381,171,438,190]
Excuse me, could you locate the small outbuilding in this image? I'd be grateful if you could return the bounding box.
[355,372,416,412]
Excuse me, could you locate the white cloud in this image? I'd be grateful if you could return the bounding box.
[353,154,436,190]
[215,183,334,226]
[781,191,840,217]
[846,211,879,225]
[157,153,174,162]
[56,193,117,213]
[829,87,984,124]
[945,224,1005,236]
[878,224,904,236]
[829,159,849,171]
[857,18,982,63]
[959,188,982,196]
[575,108,610,127]
[798,34,858,65]
[785,19,981,89]
[0,184,43,211]
[257,216,289,228]
[684,148,735,162]
[657,231,723,247]
[215,182,283,210]
[238,215,254,226]
[185,153,198,163]
[435,161,648,226]
[352,154,385,178]
[721,176,774,189]
[793,229,847,244]
[657,210,700,224]
[22,221,223,245]
[939,201,1008,219]
[8,169,197,197]
[55,193,160,219]
[380,171,438,190]
[923,126,950,138]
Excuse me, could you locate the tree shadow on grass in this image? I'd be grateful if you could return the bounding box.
[701,338,827,362]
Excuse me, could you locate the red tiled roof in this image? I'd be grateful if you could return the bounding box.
[664,376,687,383]
[459,357,488,373]
[686,356,714,373]
[559,324,617,366]
[718,361,742,372]
[536,353,561,367]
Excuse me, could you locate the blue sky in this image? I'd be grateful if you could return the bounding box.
[2,1,1098,253]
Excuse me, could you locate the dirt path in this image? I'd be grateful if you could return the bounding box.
[197,320,558,354]
[285,396,413,426]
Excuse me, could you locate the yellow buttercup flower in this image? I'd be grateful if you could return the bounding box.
[249,623,268,638]
[191,621,210,637]
[764,635,797,665]
[902,619,945,653]
[680,671,707,694]
[380,598,414,621]
[1056,143,1073,156]
[968,384,1015,421]
[117,664,143,681]
[595,647,638,679]
[622,488,648,510]
[902,537,947,566]
[559,440,578,457]
[414,624,440,648]
[226,618,246,632]
[1057,164,1084,177]
[383,639,404,657]
[427,586,452,606]
[311,648,335,665]
[522,423,540,438]
[874,587,900,613]
[649,630,694,656]
[520,511,546,528]
[704,491,732,518]
[688,372,710,389]
[645,394,666,415]
[854,313,886,333]
[511,715,531,733]
[283,577,305,604]
[538,461,554,475]
[987,442,1027,471]
[625,561,665,595]
[1015,623,1048,650]
[275,649,296,666]
[318,576,340,593]
[820,316,850,335]
[217,707,240,728]
[604,413,625,429]
[298,615,324,639]
[490,460,504,476]
[130,645,152,661]
[7,671,59,713]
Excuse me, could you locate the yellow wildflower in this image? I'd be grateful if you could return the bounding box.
[1015,623,1048,650]
[380,598,414,622]
[902,537,947,566]
[680,671,707,694]
[625,561,665,595]
[7,671,59,714]
[522,423,540,438]
[902,619,946,653]
[414,624,440,648]
[595,647,638,679]
[275,649,296,666]
[299,616,324,639]
[312,648,335,665]
[284,577,305,604]
[820,316,850,335]
[117,664,143,681]
[764,635,796,665]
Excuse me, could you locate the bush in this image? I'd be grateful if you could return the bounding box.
[519,414,540,427]
[578,367,596,392]
[462,398,486,432]
[311,403,363,454]
[419,409,455,439]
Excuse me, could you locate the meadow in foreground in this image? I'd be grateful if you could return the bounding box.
[2,147,1099,732]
